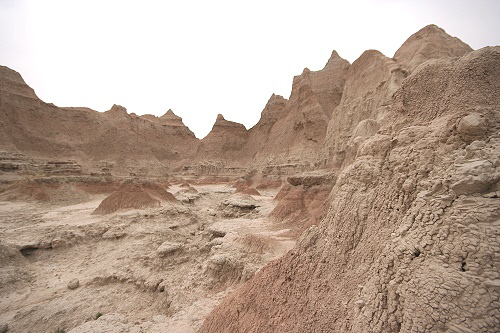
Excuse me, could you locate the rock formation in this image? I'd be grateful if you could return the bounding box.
[246,51,350,167]
[198,34,499,333]
[0,71,199,175]
[1,25,498,333]
[393,24,473,74]
[195,114,249,161]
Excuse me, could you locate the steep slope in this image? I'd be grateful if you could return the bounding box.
[245,51,350,167]
[322,50,405,168]
[198,47,499,333]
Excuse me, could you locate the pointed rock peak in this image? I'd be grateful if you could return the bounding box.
[208,114,246,132]
[264,94,287,111]
[325,50,342,63]
[267,94,286,104]
[161,109,181,120]
[394,24,473,73]
[108,104,128,114]
[302,68,311,75]
[323,50,350,70]
[260,93,287,120]
[407,24,466,43]
[160,109,187,127]
[415,24,453,37]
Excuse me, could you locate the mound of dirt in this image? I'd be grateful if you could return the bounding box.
[93,182,177,214]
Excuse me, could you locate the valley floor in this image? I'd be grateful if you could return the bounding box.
[0,184,296,333]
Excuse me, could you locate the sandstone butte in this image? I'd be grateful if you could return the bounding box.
[0,24,499,333]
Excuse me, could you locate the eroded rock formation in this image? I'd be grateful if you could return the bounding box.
[0,25,498,333]
[198,37,499,333]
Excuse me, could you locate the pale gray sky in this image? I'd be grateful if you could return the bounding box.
[1,0,499,138]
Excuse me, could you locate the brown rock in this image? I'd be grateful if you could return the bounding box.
[67,278,79,290]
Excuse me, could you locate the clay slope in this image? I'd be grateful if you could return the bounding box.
[0,68,199,175]
[199,44,499,333]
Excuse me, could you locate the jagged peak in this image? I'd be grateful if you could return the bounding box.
[324,50,349,69]
[258,93,288,123]
[210,114,246,130]
[264,94,287,111]
[267,93,286,103]
[161,109,181,120]
[107,104,128,114]
[350,49,399,71]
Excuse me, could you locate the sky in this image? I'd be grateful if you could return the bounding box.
[1,0,499,139]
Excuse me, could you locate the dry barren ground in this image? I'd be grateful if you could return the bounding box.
[0,184,295,333]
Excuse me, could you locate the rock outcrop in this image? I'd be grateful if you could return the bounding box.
[198,45,499,333]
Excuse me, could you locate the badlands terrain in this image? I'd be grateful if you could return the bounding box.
[0,25,499,332]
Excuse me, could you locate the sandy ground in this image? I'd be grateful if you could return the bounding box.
[0,184,295,333]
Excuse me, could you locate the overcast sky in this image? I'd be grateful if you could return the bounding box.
[1,0,499,138]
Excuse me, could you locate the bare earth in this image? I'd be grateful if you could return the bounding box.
[0,184,295,333]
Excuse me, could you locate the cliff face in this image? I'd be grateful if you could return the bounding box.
[0,47,350,173]
[0,70,199,175]
[198,32,500,333]
[246,51,350,166]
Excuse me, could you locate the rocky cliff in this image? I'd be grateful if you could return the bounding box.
[246,50,350,167]
[198,31,499,333]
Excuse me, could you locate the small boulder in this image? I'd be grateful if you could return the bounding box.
[67,278,80,290]
[157,241,184,256]
[457,113,486,137]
